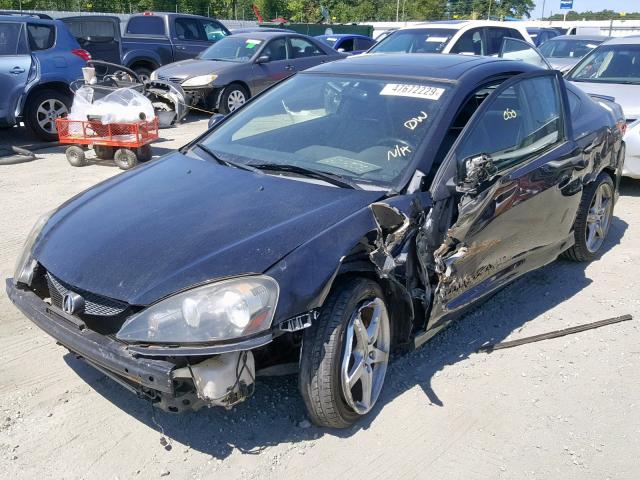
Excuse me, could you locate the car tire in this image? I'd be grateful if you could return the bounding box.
[219,83,249,114]
[65,146,87,167]
[132,66,152,83]
[25,89,71,141]
[114,148,138,170]
[136,144,152,162]
[299,278,391,428]
[94,145,114,160]
[563,172,615,262]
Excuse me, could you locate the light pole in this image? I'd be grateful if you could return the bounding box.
[541,0,547,20]
[396,0,400,21]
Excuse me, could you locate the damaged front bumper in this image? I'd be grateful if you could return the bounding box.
[5,278,258,412]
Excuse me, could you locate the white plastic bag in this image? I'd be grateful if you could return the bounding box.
[68,87,155,124]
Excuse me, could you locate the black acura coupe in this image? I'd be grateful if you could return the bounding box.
[8,43,625,428]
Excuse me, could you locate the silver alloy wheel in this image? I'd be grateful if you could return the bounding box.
[227,89,246,111]
[585,181,613,253]
[36,99,67,135]
[340,297,390,415]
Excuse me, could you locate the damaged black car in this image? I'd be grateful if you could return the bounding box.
[7,49,625,428]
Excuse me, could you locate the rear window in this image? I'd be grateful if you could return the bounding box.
[126,16,165,36]
[27,24,55,51]
[0,22,23,55]
[65,19,117,39]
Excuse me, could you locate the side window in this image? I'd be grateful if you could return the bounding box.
[289,37,325,58]
[508,28,525,41]
[126,17,165,36]
[456,75,563,171]
[338,38,354,52]
[450,28,484,56]
[0,22,27,55]
[26,24,55,51]
[356,37,375,51]
[485,28,511,56]
[175,18,203,41]
[200,20,227,42]
[262,38,287,61]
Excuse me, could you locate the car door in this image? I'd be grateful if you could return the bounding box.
[199,18,229,43]
[172,17,207,61]
[500,37,552,70]
[426,70,584,328]
[0,21,30,125]
[287,36,330,71]
[61,16,122,64]
[252,36,293,94]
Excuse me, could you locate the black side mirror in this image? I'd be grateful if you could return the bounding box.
[208,113,225,129]
[255,55,270,64]
[457,153,497,193]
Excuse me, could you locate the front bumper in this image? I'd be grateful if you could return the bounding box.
[623,125,640,179]
[6,278,175,394]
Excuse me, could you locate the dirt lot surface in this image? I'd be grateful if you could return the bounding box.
[1,119,639,480]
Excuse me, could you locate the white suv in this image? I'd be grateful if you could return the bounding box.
[368,20,534,56]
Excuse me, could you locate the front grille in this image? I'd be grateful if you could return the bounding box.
[46,273,128,317]
[157,75,183,84]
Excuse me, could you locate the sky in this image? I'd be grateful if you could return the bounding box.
[532,0,637,19]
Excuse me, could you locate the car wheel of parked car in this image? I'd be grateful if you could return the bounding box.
[26,90,71,142]
[65,146,87,167]
[114,148,139,170]
[132,67,152,83]
[299,278,391,428]
[563,173,615,262]
[220,84,249,114]
[94,145,114,160]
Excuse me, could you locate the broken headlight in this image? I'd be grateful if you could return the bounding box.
[116,276,279,344]
[13,210,53,286]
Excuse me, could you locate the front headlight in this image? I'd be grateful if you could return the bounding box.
[116,276,279,343]
[13,210,53,286]
[182,74,218,87]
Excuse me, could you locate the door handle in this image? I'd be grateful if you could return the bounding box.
[285,65,295,71]
[10,67,25,74]
[175,45,186,50]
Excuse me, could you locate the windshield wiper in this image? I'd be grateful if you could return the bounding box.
[195,144,262,174]
[249,163,361,190]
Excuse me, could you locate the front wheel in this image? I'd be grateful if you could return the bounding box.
[299,278,391,428]
[563,172,615,262]
[219,83,249,114]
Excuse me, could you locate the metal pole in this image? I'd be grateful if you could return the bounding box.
[541,0,546,20]
[487,0,491,20]
[396,0,400,22]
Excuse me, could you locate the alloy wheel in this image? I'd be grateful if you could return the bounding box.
[36,99,68,135]
[340,297,390,415]
[585,181,613,253]
[227,90,246,112]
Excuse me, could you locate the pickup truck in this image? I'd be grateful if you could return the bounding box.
[61,13,230,81]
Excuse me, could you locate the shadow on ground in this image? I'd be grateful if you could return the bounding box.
[64,215,628,459]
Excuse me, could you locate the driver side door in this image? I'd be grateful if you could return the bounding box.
[427,70,584,328]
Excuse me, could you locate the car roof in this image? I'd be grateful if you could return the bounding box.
[230,31,304,40]
[0,15,56,25]
[316,34,371,39]
[527,27,557,32]
[548,34,610,41]
[304,52,534,81]
[603,36,640,45]
[405,20,521,30]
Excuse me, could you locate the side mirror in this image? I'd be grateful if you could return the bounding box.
[208,113,225,129]
[255,55,270,64]
[457,153,498,193]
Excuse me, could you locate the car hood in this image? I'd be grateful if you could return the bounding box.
[569,81,640,120]
[34,152,383,305]
[155,59,240,81]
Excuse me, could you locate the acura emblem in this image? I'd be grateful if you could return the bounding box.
[62,292,85,315]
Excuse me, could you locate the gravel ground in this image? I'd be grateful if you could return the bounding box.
[0,120,639,479]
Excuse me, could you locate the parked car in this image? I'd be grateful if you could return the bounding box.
[7,42,625,428]
[539,35,609,72]
[526,27,560,46]
[151,31,345,114]
[61,13,231,81]
[315,33,375,55]
[367,20,534,56]
[0,16,88,140]
[566,36,640,178]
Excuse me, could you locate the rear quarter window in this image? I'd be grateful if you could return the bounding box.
[27,24,55,51]
[126,16,165,36]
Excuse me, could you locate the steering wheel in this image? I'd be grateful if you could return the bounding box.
[87,60,141,84]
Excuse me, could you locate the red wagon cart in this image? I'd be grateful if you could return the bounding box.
[56,117,159,170]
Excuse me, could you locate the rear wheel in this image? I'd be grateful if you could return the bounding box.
[132,66,152,83]
[136,144,152,162]
[299,278,391,428]
[26,89,71,141]
[563,173,615,262]
[219,83,249,114]
[114,148,138,170]
[65,146,87,167]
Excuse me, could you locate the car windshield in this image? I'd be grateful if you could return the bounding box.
[368,28,455,54]
[319,36,338,47]
[199,37,262,62]
[568,44,640,84]
[197,74,449,191]
[0,22,22,55]
[540,39,602,58]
